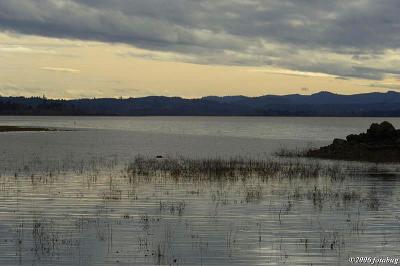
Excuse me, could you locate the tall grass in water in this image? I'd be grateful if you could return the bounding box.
[127,155,345,181]
[273,147,310,158]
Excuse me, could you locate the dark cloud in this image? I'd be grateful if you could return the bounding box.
[1,0,400,80]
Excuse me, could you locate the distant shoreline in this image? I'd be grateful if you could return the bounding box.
[1,91,400,116]
[0,126,56,132]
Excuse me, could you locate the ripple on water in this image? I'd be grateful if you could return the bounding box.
[0,156,400,266]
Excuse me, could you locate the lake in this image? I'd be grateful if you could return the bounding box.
[0,116,400,265]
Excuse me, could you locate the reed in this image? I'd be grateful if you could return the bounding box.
[127,155,346,181]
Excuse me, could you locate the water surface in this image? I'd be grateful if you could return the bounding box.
[0,116,399,265]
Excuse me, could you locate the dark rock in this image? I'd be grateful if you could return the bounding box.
[346,134,364,144]
[366,121,397,142]
[332,138,346,146]
[306,121,400,162]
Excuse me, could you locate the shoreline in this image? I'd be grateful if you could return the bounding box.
[0,125,56,132]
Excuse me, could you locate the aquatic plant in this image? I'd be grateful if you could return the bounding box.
[126,155,347,181]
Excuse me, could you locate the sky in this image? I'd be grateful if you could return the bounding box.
[0,0,400,99]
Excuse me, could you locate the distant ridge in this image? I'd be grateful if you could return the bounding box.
[1,91,400,116]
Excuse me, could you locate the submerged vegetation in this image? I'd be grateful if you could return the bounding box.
[1,153,399,265]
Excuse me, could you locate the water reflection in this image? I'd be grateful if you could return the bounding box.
[1,157,400,265]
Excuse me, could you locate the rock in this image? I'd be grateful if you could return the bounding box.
[346,134,360,144]
[332,138,346,146]
[366,121,397,142]
[306,121,400,162]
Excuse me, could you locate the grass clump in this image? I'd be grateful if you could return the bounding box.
[273,147,310,158]
[127,155,345,181]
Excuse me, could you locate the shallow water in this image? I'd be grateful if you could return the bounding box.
[1,116,400,265]
[1,161,400,266]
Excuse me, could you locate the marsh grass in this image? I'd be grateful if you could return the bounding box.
[159,200,186,216]
[1,152,397,265]
[127,155,347,181]
[1,155,119,181]
[274,147,310,158]
[30,218,81,260]
[245,185,263,203]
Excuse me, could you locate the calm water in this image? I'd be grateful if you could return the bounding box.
[1,116,400,141]
[1,116,400,265]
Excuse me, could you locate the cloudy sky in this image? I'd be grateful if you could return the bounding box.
[0,0,400,98]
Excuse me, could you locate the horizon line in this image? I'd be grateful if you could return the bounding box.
[1,90,399,101]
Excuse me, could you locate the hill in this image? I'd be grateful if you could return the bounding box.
[1,91,400,116]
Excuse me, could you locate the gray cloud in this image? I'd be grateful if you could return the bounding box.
[1,0,400,80]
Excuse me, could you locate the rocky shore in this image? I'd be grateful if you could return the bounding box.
[306,121,400,162]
